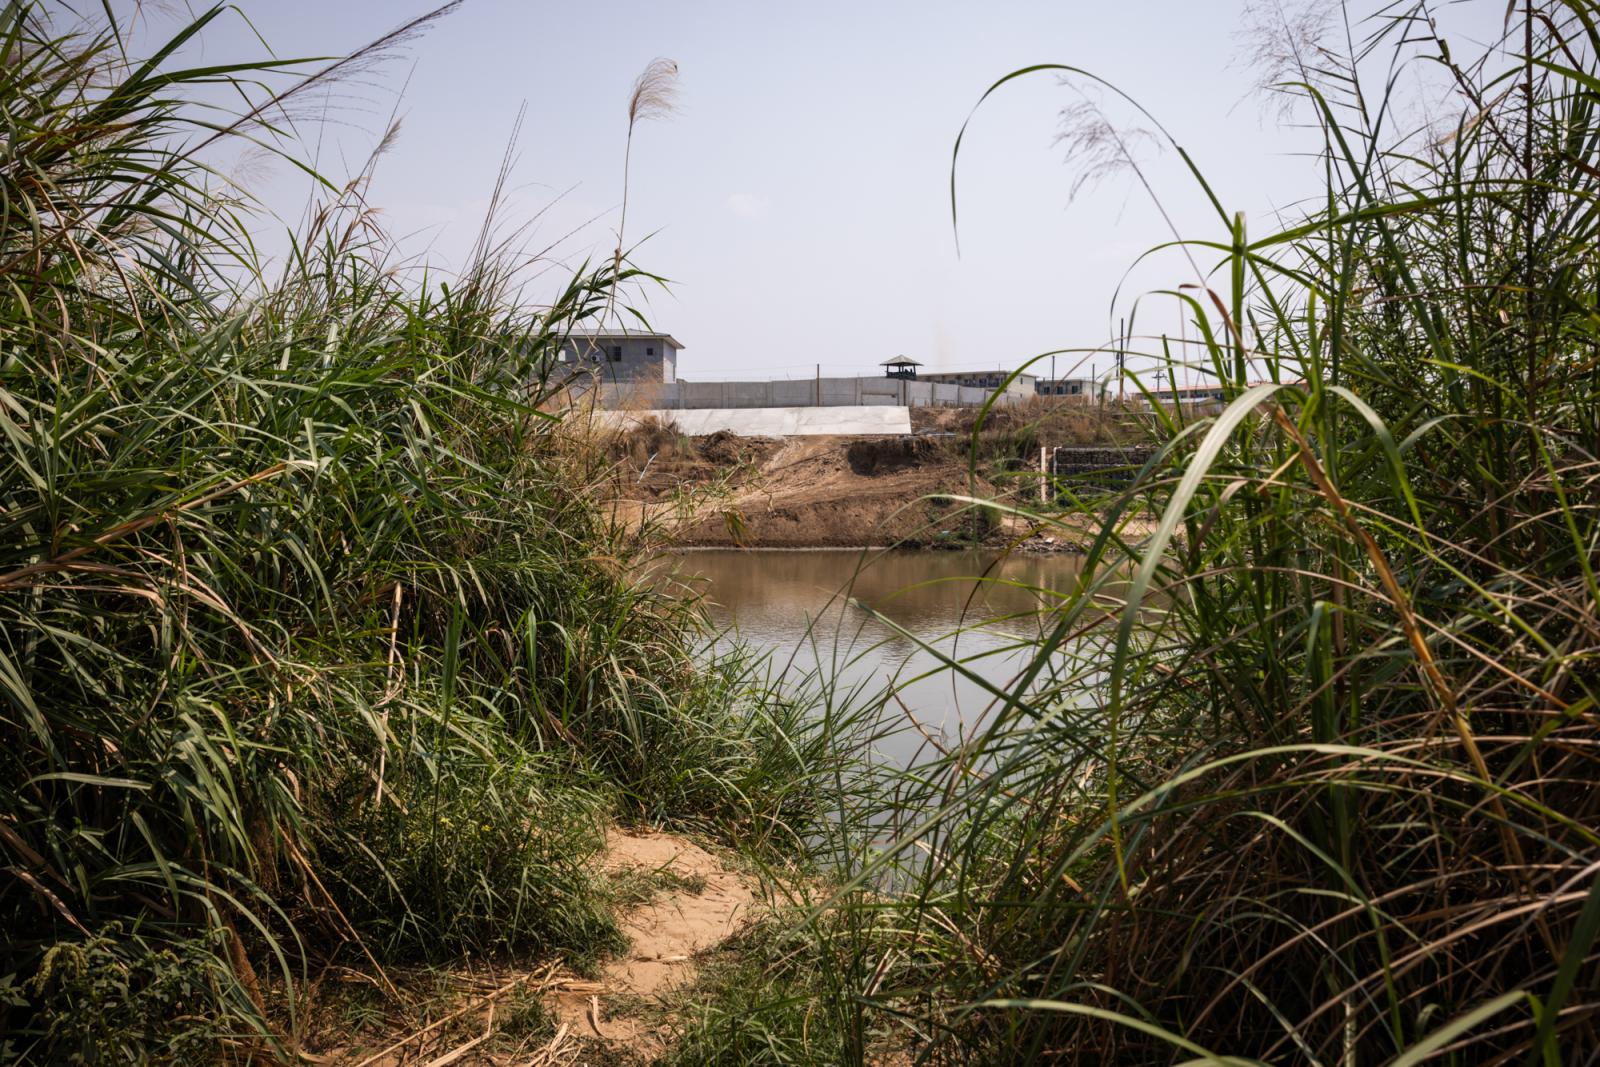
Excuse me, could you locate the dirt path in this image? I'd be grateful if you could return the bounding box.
[321,830,754,1066]
[552,829,754,1061]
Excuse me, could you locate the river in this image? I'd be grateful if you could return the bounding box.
[656,548,1090,762]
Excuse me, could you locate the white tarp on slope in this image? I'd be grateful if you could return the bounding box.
[601,405,912,437]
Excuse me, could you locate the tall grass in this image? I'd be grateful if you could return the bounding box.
[674,3,1600,1064]
[0,5,838,1059]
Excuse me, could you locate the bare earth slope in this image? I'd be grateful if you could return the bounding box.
[623,434,1001,548]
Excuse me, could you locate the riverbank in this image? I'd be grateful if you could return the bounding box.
[12,4,1597,1063]
[604,403,1145,549]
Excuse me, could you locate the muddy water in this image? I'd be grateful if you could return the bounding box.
[657,548,1089,762]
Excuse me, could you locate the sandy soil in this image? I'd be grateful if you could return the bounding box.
[551,830,753,1061]
[321,830,753,1066]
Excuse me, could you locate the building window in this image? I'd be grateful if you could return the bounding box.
[646,346,655,356]
[609,346,622,362]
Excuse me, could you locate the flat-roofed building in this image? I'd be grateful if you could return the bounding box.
[1035,377,1101,398]
[917,368,1037,394]
[1143,383,1228,406]
[558,330,682,383]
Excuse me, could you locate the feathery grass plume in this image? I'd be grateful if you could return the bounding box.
[1232,0,1345,116]
[628,56,682,129]
[191,1,465,154]
[1053,92,1163,203]
[605,57,679,335]
[616,56,681,257]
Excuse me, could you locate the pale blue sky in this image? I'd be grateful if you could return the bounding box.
[142,1,1505,383]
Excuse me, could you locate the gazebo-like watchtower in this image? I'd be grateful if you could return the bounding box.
[881,355,921,380]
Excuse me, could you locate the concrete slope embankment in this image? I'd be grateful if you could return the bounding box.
[605,405,912,436]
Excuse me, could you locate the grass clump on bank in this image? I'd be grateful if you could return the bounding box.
[679,4,1600,1064]
[659,911,882,1067]
[0,5,841,1059]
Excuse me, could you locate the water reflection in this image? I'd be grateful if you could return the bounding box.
[656,548,1091,761]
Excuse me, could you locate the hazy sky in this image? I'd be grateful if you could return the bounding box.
[142,1,1507,383]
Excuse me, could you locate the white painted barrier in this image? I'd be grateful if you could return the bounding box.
[592,378,1021,409]
[602,405,912,437]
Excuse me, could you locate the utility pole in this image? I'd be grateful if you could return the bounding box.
[1050,353,1057,395]
[1179,307,1187,390]
[1117,318,1126,405]
[815,363,820,407]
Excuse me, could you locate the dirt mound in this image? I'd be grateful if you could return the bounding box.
[609,417,1130,549]
[669,434,995,547]
[845,436,943,476]
[698,429,769,466]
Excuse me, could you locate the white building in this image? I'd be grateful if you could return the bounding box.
[917,368,1038,395]
[1035,377,1102,398]
[558,330,682,383]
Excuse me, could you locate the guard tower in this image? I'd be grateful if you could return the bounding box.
[881,355,921,380]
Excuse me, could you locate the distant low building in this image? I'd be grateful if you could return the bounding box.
[918,368,1037,394]
[1035,377,1100,398]
[559,330,682,383]
[1142,383,1228,406]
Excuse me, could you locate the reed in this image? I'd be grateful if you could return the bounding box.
[678,3,1600,1063]
[9,0,1598,1061]
[0,5,839,1058]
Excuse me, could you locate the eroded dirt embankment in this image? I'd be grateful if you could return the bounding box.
[602,401,1148,549]
[616,433,1008,548]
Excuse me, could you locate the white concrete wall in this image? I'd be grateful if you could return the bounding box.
[595,377,1018,410]
[602,405,912,436]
